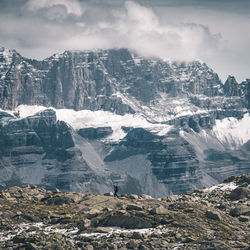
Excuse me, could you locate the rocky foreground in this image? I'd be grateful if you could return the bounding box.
[0,174,249,250]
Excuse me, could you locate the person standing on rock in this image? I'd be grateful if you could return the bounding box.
[113,185,119,197]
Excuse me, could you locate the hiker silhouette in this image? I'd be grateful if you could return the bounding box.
[113,185,119,197]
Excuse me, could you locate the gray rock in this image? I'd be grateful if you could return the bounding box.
[104,192,113,196]
[86,245,94,250]
[229,206,250,217]
[97,213,155,229]
[42,195,75,205]
[94,227,112,233]
[127,194,139,200]
[229,187,249,200]
[131,232,144,239]
[126,204,143,211]
[151,206,169,215]
[126,240,138,249]
[239,216,249,222]
[78,127,113,140]
[205,210,222,221]
[77,219,91,231]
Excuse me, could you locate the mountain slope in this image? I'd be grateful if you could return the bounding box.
[0,46,249,195]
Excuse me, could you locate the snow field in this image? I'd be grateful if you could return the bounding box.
[7,105,172,141]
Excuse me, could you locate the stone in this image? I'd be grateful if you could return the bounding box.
[104,192,113,196]
[184,208,194,213]
[229,206,250,217]
[127,194,139,200]
[140,194,152,199]
[86,208,102,219]
[175,233,182,239]
[205,210,221,221]
[77,219,91,231]
[97,213,155,229]
[86,245,94,250]
[94,227,112,233]
[126,240,138,249]
[131,232,144,240]
[229,187,249,200]
[239,216,249,222]
[42,196,75,205]
[126,204,143,211]
[150,206,169,215]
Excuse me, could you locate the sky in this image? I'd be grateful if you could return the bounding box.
[0,0,249,82]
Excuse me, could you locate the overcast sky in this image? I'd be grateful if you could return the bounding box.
[0,0,249,82]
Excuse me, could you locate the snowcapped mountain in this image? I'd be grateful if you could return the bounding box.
[0,46,249,196]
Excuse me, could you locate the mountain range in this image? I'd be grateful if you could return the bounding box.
[0,46,249,196]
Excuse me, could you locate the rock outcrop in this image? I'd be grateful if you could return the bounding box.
[78,127,113,140]
[0,109,111,193]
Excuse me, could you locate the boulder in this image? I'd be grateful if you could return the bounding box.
[93,227,112,233]
[140,194,153,199]
[239,216,249,222]
[126,204,143,211]
[229,206,250,217]
[41,195,75,205]
[126,240,138,249]
[127,194,139,200]
[229,187,249,200]
[131,232,144,239]
[77,219,91,231]
[104,192,113,196]
[205,210,221,221]
[150,206,169,215]
[97,213,155,229]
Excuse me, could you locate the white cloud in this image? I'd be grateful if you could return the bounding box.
[2,0,249,81]
[0,1,221,61]
[56,1,221,61]
[111,1,220,60]
[25,0,84,19]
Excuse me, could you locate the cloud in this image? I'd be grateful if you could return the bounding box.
[0,0,221,61]
[108,1,221,60]
[0,0,249,81]
[25,0,84,19]
[46,0,220,61]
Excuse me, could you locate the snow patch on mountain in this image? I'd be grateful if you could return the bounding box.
[11,105,172,141]
[212,113,250,148]
[181,113,250,155]
[204,182,237,192]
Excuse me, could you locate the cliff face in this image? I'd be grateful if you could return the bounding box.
[1,46,248,114]
[0,46,249,196]
[0,109,111,193]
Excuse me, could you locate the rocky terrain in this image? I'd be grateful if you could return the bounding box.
[0,46,250,195]
[0,174,249,249]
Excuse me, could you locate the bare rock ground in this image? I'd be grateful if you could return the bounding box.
[0,174,249,249]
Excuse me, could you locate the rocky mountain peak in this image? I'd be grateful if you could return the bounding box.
[223,75,241,96]
[0,47,226,113]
